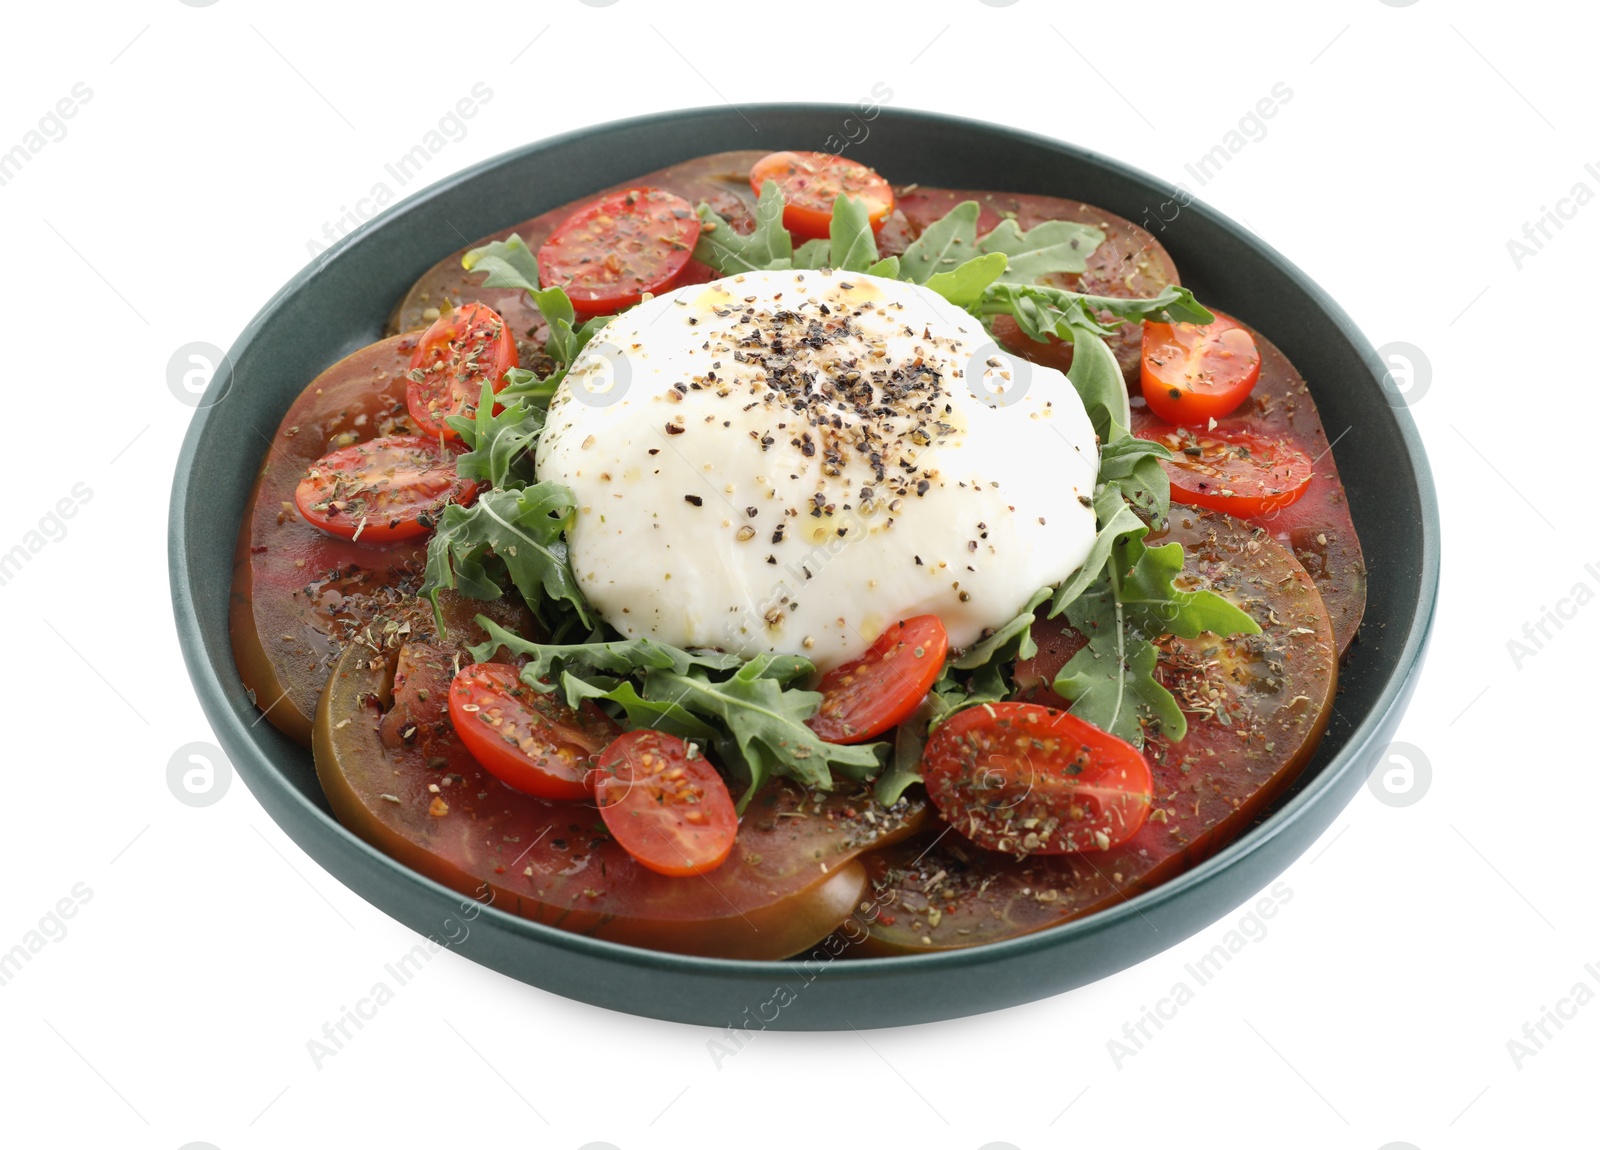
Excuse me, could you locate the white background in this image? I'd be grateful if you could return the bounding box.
[0,1,1589,1147]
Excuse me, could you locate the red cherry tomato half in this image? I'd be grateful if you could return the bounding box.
[807,615,949,744]
[1136,425,1315,517]
[406,302,517,438]
[594,731,739,877]
[921,703,1152,855]
[447,663,620,800]
[1140,311,1262,425]
[294,434,478,543]
[748,151,895,242]
[536,187,701,316]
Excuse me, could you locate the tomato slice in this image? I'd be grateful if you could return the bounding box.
[446,663,618,800]
[293,434,477,543]
[921,703,1152,855]
[406,302,517,438]
[594,731,738,877]
[1136,425,1314,517]
[748,151,895,242]
[536,187,700,316]
[1140,311,1261,424]
[807,616,948,744]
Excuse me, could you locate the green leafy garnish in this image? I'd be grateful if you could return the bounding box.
[467,620,883,806]
[446,381,543,490]
[693,180,793,275]
[459,235,612,400]
[1046,489,1258,746]
[898,201,1103,285]
[420,484,590,633]
[977,280,1213,340]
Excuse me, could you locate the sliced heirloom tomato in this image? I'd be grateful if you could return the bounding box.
[1130,319,1367,657]
[448,663,619,800]
[231,334,520,744]
[1136,425,1313,518]
[922,704,1151,854]
[406,302,517,437]
[594,731,739,877]
[807,616,948,744]
[1140,311,1261,424]
[537,187,701,316]
[294,434,478,543]
[315,641,929,959]
[749,151,895,241]
[847,511,1337,955]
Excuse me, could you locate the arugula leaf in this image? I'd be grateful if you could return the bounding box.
[1120,540,1260,641]
[953,587,1049,670]
[461,233,542,292]
[693,179,792,275]
[792,238,832,270]
[645,657,884,804]
[898,201,981,283]
[1065,322,1132,444]
[1049,487,1147,617]
[556,673,717,742]
[446,381,543,490]
[1051,574,1189,744]
[1098,436,1172,520]
[460,236,614,399]
[976,217,1104,282]
[465,620,742,684]
[421,483,590,632]
[979,281,1213,340]
[829,194,879,272]
[864,254,901,279]
[877,695,938,806]
[924,251,1008,309]
[1044,480,1259,745]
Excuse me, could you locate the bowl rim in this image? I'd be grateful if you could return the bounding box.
[170,102,1441,981]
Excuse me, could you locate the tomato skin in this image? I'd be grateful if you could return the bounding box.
[1141,311,1261,425]
[536,187,701,316]
[1136,425,1314,517]
[807,616,949,744]
[447,663,618,800]
[294,434,477,543]
[406,302,517,438]
[921,703,1152,855]
[594,731,739,877]
[749,151,895,241]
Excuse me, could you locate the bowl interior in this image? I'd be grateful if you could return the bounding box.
[171,105,1438,1028]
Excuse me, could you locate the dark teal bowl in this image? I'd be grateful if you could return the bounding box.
[169,105,1439,1029]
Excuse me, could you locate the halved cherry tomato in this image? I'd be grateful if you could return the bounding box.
[807,616,949,744]
[748,151,895,242]
[921,702,1152,855]
[1136,425,1314,517]
[536,187,700,316]
[1141,311,1261,425]
[406,302,517,438]
[294,434,477,543]
[447,662,619,800]
[594,731,738,877]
